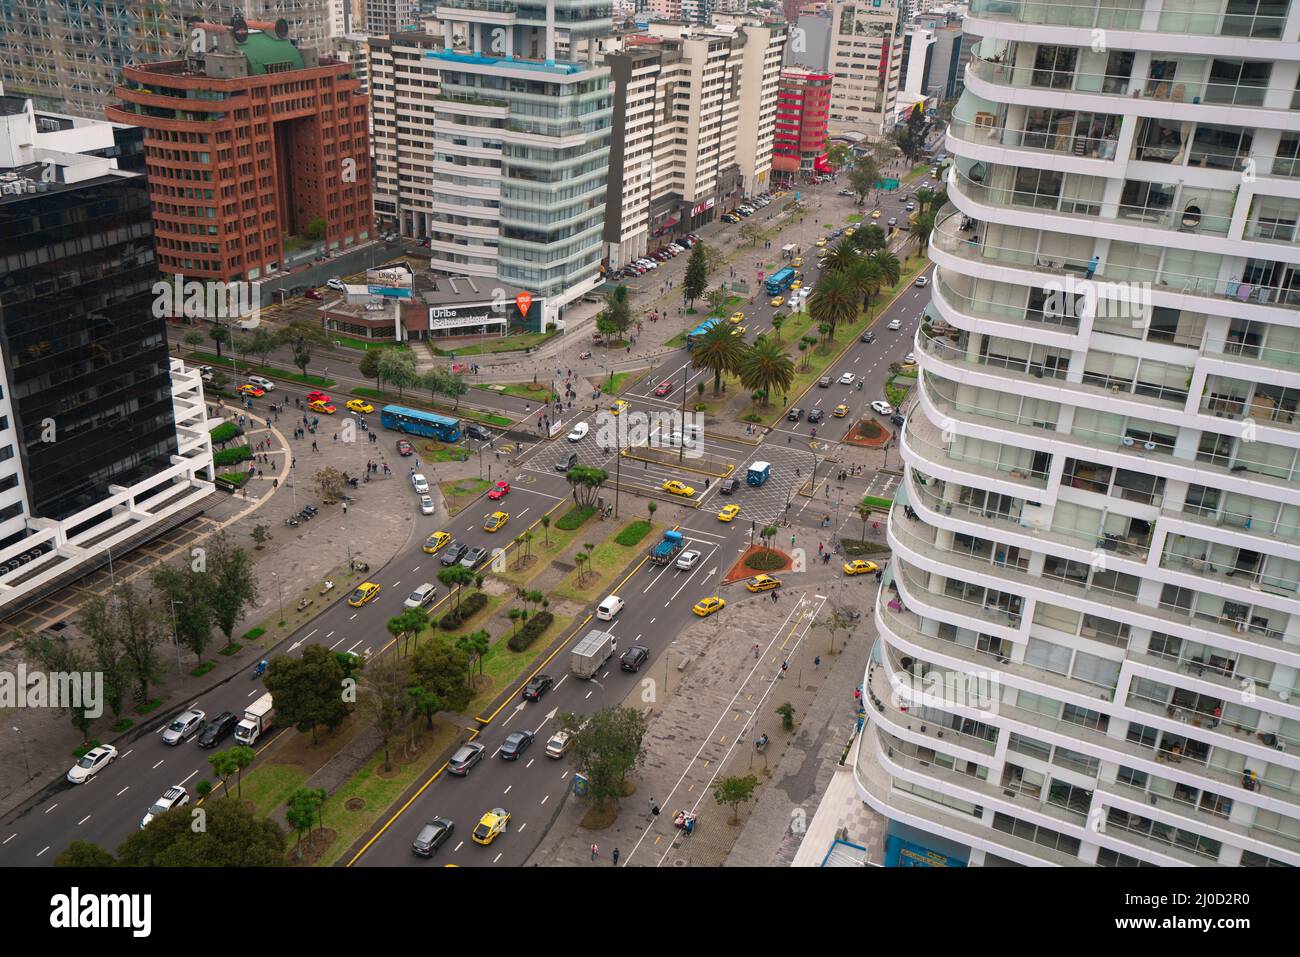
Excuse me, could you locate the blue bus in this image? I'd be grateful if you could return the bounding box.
[765,266,796,296]
[686,316,724,349]
[380,405,462,443]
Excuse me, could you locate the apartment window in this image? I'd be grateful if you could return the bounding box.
[992,812,1082,855]
[1047,779,1093,816]
[1189,123,1253,170]
[1126,722,1158,750]
[1062,703,1109,732]
[1031,46,1077,90]
[1117,765,1148,788]
[1119,180,1176,224]
[1071,651,1121,692]
[1206,58,1271,106]
[1008,732,1052,762]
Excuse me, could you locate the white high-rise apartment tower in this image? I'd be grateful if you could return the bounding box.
[860,0,1300,866]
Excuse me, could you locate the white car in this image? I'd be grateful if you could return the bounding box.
[838,372,856,386]
[247,375,275,392]
[888,318,903,330]
[915,276,929,287]
[327,277,346,290]
[676,549,701,570]
[419,494,435,515]
[404,582,437,608]
[567,422,589,442]
[411,473,429,494]
[141,785,189,829]
[904,352,916,363]
[871,400,894,416]
[161,708,206,746]
[66,744,118,784]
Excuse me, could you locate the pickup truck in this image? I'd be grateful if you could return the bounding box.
[648,530,685,565]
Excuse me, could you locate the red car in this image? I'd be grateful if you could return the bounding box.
[487,481,510,501]
[304,289,324,301]
[307,391,330,404]
[653,380,673,397]
[396,439,414,456]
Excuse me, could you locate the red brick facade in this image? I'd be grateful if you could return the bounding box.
[773,69,833,177]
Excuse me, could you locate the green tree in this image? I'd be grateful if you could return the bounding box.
[230,745,256,798]
[112,583,165,706]
[436,564,476,614]
[601,283,633,337]
[808,270,858,343]
[683,242,709,307]
[455,629,491,679]
[386,606,428,657]
[277,318,331,380]
[703,286,729,317]
[821,240,859,276]
[848,154,879,203]
[248,328,277,369]
[844,256,886,316]
[739,221,763,247]
[183,330,204,355]
[408,685,442,730]
[53,841,116,868]
[910,208,937,254]
[560,706,650,810]
[565,465,609,508]
[441,371,468,410]
[358,653,411,772]
[539,513,551,547]
[826,143,850,169]
[690,318,746,395]
[206,532,259,650]
[117,796,285,866]
[209,749,239,797]
[285,789,316,860]
[647,500,657,522]
[776,701,796,731]
[24,635,97,738]
[359,348,383,390]
[738,336,795,406]
[713,774,759,825]
[852,224,888,253]
[378,348,418,398]
[914,186,936,214]
[306,217,327,240]
[770,314,785,340]
[209,320,230,358]
[77,593,130,717]
[151,562,216,663]
[410,640,473,712]
[263,645,349,744]
[892,102,929,161]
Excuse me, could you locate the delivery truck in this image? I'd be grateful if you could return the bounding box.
[648,530,685,565]
[234,693,274,746]
[570,629,617,679]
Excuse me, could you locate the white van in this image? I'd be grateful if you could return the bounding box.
[404,582,437,608]
[248,375,275,392]
[596,594,625,621]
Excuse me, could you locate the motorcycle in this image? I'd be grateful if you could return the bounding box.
[252,659,268,679]
[284,517,299,528]
[579,351,592,359]
[856,381,863,391]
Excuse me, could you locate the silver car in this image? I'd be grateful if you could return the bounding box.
[161,708,206,746]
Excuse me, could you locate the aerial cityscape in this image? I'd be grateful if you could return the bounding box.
[0,0,1295,892]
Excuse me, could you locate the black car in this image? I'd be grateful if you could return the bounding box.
[460,545,488,569]
[412,817,454,857]
[447,742,485,775]
[465,424,492,442]
[787,407,803,421]
[718,477,740,495]
[440,541,468,566]
[891,413,906,428]
[860,331,876,344]
[555,451,578,472]
[808,408,825,424]
[620,645,650,672]
[522,674,553,701]
[197,712,239,749]
[500,730,534,760]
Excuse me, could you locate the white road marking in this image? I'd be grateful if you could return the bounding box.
[44,804,58,814]
[36,847,48,857]
[541,794,550,805]
[152,760,164,769]
[77,815,91,826]
[116,786,129,797]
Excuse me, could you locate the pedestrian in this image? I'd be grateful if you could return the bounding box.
[780,660,788,678]
[612,847,620,866]
[342,502,348,514]
[591,843,599,862]
[770,590,777,603]
[652,803,660,817]
[814,655,821,669]
[818,542,823,554]
[753,643,760,659]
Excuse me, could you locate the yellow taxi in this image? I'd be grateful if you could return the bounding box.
[833,404,849,417]
[731,325,748,337]
[815,239,828,248]
[347,582,382,607]
[871,209,882,219]
[717,504,741,522]
[483,511,509,532]
[346,399,375,414]
[309,398,336,414]
[692,596,726,617]
[792,258,803,268]
[770,296,785,308]
[471,808,511,845]
[745,574,782,593]
[729,312,745,325]
[610,399,630,416]
[843,559,880,576]
[845,228,857,237]
[423,531,452,554]
[662,480,695,497]
[790,280,803,290]
[236,384,265,398]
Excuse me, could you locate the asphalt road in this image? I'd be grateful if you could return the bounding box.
[1,177,933,866]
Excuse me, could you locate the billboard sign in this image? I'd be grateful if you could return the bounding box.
[366,266,413,299]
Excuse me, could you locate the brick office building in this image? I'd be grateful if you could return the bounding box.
[107,15,371,283]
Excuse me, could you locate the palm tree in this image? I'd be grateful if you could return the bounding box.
[739,336,795,406]
[874,250,901,288]
[821,241,858,276]
[808,271,858,343]
[770,314,785,340]
[911,209,936,255]
[690,319,746,394]
[844,257,885,316]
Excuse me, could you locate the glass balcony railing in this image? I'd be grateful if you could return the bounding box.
[968,0,1288,39]
[1170,500,1300,547]
[949,116,1120,161]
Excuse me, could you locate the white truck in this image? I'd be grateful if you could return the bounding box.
[234,693,274,746]
[570,629,617,679]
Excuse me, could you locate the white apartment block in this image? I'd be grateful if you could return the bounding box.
[368,32,443,239]
[715,17,789,195]
[827,0,903,138]
[860,0,1300,867]
[366,0,417,36]
[604,44,663,266]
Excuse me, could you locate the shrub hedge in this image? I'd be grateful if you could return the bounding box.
[213,445,252,467]
[209,422,240,445]
[439,591,488,630]
[614,521,652,547]
[506,610,555,652]
[556,504,596,530]
[745,550,786,571]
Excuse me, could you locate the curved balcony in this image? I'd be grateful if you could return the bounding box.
[967,0,1288,42]
[930,207,1300,314]
[899,404,1051,500]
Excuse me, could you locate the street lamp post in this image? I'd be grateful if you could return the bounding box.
[169,600,183,672]
[12,726,31,782]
